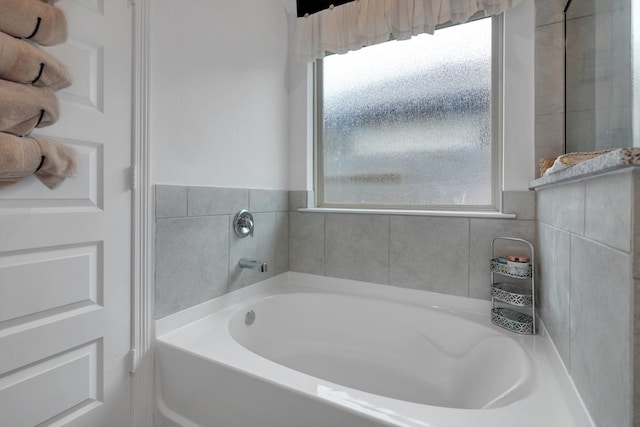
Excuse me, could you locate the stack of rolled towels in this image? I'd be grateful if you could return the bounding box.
[0,0,76,189]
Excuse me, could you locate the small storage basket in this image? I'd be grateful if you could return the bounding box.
[490,259,531,278]
[491,308,534,335]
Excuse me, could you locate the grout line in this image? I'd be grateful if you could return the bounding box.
[467,218,471,298]
[284,211,290,274]
[580,181,586,237]
[185,186,190,217]
[322,213,327,276]
[535,19,565,29]
[387,215,391,285]
[567,229,572,371]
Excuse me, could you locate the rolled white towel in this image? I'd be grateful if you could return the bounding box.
[0,132,77,189]
[0,31,72,91]
[0,79,59,137]
[0,0,67,46]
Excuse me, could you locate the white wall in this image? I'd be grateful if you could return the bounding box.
[287,1,536,192]
[150,0,290,189]
[287,11,313,191]
[149,1,534,192]
[503,0,536,191]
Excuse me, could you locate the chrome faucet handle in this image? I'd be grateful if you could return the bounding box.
[244,217,254,237]
[233,210,255,238]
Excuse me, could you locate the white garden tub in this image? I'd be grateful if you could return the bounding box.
[155,273,593,427]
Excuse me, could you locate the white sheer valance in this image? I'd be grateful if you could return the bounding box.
[294,0,523,62]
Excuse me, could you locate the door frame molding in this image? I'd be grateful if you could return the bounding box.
[132,0,154,425]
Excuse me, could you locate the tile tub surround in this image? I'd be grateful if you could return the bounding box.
[534,168,639,427]
[154,185,289,319]
[155,188,535,317]
[534,0,639,417]
[289,191,536,301]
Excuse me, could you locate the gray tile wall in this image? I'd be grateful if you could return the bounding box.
[535,0,638,423]
[154,185,289,319]
[634,172,640,426]
[535,0,634,166]
[535,169,637,427]
[289,191,536,300]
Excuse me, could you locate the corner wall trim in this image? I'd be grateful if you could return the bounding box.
[131,0,154,425]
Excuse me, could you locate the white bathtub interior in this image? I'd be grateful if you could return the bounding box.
[228,293,533,409]
[155,272,594,427]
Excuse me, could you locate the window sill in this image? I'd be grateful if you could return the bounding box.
[298,207,517,219]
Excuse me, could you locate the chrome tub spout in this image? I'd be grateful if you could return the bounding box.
[239,258,268,273]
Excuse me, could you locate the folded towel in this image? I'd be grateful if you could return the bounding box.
[0,79,59,136]
[0,31,71,90]
[542,157,569,175]
[0,0,67,46]
[34,136,77,188]
[0,132,77,189]
[0,133,40,188]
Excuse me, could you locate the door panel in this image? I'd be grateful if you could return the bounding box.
[1,341,101,427]
[0,0,132,426]
[0,243,100,323]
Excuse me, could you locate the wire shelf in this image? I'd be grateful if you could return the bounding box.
[491,307,534,335]
[490,259,532,278]
[492,282,533,306]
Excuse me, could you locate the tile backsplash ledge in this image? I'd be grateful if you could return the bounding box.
[155,186,536,320]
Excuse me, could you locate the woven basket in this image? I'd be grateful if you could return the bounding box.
[559,149,614,165]
[539,149,614,176]
[538,158,555,176]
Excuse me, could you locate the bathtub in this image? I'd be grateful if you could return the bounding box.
[155,273,593,427]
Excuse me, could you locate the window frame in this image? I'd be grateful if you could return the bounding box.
[313,15,504,212]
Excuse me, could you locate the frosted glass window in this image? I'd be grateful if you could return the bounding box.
[319,18,496,208]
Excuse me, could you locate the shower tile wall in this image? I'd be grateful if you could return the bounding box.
[154,185,289,319]
[535,0,565,174]
[535,0,638,424]
[536,169,638,427]
[289,191,536,300]
[536,0,634,164]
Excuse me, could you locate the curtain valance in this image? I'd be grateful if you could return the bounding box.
[294,0,523,62]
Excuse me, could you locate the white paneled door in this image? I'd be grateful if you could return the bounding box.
[0,1,133,426]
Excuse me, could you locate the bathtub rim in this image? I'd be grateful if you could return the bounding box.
[156,272,491,336]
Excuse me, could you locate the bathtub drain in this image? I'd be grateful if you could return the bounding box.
[245,310,255,325]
